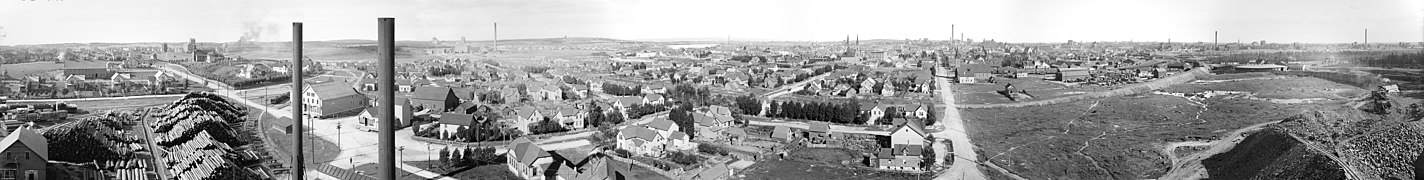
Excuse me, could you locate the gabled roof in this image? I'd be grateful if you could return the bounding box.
[807,121,831,133]
[669,131,688,141]
[646,119,676,132]
[439,113,477,126]
[510,139,552,167]
[0,127,48,160]
[411,86,454,101]
[307,82,362,101]
[517,106,543,119]
[890,118,927,138]
[619,127,660,141]
[693,113,717,126]
[771,126,792,139]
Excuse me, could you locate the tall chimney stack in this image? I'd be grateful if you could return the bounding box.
[289,22,305,180]
[951,24,955,43]
[1364,28,1369,47]
[377,17,398,180]
[1214,31,1219,51]
[493,22,499,52]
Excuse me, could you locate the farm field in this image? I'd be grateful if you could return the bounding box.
[1161,73,1367,100]
[952,77,1111,105]
[961,74,1363,179]
[0,61,63,78]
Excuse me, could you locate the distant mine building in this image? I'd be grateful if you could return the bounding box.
[1056,68,1090,82]
[1232,64,1286,72]
[186,38,197,53]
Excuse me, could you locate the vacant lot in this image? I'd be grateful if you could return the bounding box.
[0,61,63,78]
[1162,74,1366,100]
[953,77,1111,105]
[962,75,1359,179]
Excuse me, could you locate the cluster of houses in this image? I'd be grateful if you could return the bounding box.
[858,102,931,125]
[503,137,735,180]
[803,68,936,97]
[0,61,183,98]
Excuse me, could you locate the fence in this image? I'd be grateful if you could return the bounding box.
[961,67,1212,109]
[1270,70,1388,90]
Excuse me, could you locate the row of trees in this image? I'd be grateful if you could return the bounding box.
[1356,52,1424,69]
[437,146,501,168]
[529,117,571,134]
[602,83,643,96]
[766,100,861,124]
[427,64,465,76]
[734,94,763,115]
[584,104,627,128]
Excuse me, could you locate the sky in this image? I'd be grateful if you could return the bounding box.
[0,0,1420,45]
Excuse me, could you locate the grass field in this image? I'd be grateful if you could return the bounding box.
[953,77,1111,105]
[0,61,63,78]
[1162,74,1366,100]
[962,74,1361,179]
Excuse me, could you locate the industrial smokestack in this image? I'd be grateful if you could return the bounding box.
[951,24,955,43]
[493,22,498,52]
[1364,28,1369,47]
[1214,31,1219,51]
[289,22,304,180]
[377,17,397,180]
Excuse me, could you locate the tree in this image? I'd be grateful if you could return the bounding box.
[450,148,465,166]
[668,104,696,139]
[666,151,704,166]
[439,147,451,166]
[734,94,762,115]
[455,126,468,140]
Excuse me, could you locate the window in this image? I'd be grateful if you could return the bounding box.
[0,168,14,179]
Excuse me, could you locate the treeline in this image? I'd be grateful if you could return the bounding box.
[427,65,465,76]
[766,100,860,124]
[602,83,643,96]
[734,94,762,115]
[1356,52,1424,69]
[521,66,553,74]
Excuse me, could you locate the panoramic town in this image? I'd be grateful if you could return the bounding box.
[1,0,1423,180]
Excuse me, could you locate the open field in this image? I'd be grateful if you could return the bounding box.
[953,77,1111,105]
[0,61,62,78]
[1162,73,1367,100]
[962,74,1362,179]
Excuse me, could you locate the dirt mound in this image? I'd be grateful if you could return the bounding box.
[1207,96,1424,179]
[1202,128,1347,180]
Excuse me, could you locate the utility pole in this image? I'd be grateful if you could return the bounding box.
[378,17,398,180]
[289,22,305,180]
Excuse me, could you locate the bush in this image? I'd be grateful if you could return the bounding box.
[698,144,729,156]
[667,151,704,166]
[613,149,632,158]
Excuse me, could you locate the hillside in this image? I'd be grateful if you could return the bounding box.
[1203,94,1424,180]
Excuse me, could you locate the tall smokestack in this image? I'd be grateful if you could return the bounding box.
[1214,31,1219,51]
[951,24,955,43]
[289,22,304,180]
[377,17,397,180]
[1364,28,1369,47]
[493,22,498,52]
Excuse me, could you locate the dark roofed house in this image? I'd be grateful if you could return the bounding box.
[770,125,793,141]
[302,82,369,118]
[410,86,460,112]
[0,127,48,180]
[505,137,556,179]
